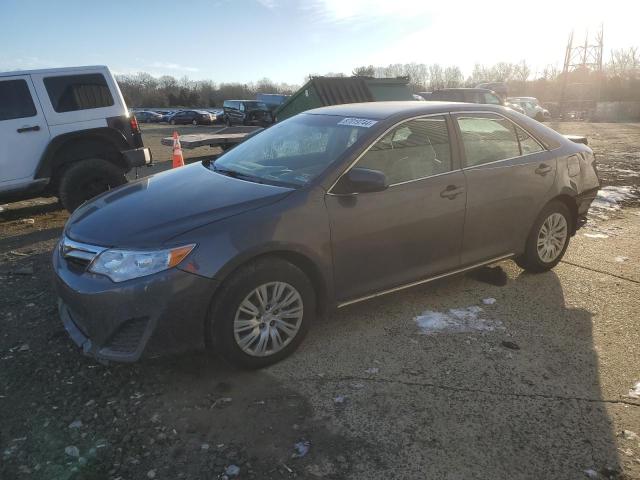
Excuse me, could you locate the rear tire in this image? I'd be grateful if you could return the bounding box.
[225,116,232,127]
[57,158,127,212]
[515,200,572,273]
[206,258,315,369]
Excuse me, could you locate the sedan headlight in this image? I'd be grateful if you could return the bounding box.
[89,244,196,282]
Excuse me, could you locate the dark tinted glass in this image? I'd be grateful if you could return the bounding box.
[0,79,37,121]
[44,73,114,112]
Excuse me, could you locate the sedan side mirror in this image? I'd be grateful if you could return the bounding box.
[334,167,388,194]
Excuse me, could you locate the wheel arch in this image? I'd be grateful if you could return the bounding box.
[210,248,331,318]
[37,129,130,184]
[547,193,579,235]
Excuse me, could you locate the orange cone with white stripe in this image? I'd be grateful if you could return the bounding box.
[172,131,185,168]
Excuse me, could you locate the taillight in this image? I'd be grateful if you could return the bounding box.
[130,115,140,134]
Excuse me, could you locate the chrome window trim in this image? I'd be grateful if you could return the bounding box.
[453,110,548,170]
[337,253,514,308]
[327,113,454,194]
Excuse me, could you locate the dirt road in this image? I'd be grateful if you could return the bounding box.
[1,122,639,479]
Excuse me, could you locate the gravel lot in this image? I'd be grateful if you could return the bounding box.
[1,122,639,479]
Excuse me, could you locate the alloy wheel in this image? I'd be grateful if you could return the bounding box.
[233,282,304,357]
[536,212,568,263]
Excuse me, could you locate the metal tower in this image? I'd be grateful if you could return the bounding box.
[559,26,604,118]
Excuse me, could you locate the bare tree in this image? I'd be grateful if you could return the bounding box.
[352,65,376,77]
[444,66,463,87]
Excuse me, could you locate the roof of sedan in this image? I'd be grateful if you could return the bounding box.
[305,101,507,120]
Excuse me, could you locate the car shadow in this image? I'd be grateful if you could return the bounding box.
[309,264,624,478]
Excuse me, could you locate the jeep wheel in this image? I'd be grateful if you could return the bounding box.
[58,159,127,212]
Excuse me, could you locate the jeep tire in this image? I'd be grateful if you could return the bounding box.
[58,158,127,212]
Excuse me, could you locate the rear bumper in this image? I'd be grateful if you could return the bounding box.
[122,147,152,169]
[53,244,215,362]
[576,186,600,230]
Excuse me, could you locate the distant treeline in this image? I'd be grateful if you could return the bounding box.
[116,74,298,108]
[117,47,639,108]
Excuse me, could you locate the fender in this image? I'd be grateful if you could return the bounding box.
[185,239,335,311]
[35,127,131,179]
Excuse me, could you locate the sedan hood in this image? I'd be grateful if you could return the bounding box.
[65,163,293,247]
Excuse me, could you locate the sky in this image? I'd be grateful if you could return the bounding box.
[1,0,637,85]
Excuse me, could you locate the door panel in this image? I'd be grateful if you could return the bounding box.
[0,75,51,184]
[461,154,556,263]
[455,113,557,264]
[327,170,466,302]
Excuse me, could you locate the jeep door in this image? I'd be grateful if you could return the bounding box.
[0,75,51,188]
[453,112,556,264]
[326,115,466,302]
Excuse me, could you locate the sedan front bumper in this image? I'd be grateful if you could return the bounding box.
[53,244,216,362]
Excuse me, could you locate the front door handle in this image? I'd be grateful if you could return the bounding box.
[17,125,40,133]
[440,184,465,199]
[535,163,552,176]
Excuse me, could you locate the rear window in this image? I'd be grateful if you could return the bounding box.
[0,79,36,121]
[44,73,114,113]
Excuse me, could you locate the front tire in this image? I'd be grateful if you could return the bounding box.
[57,158,127,212]
[192,119,198,126]
[206,258,315,369]
[225,116,232,127]
[170,119,176,125]
[515,200,572,273]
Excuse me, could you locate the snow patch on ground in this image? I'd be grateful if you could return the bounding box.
[415,306,503,335]
[628,381,640,399]
[591,186,638,212]
[584,233,609,239]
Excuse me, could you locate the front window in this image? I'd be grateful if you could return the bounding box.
[212,114,370,187]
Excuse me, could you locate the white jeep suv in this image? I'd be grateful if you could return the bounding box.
[0,65,151,211]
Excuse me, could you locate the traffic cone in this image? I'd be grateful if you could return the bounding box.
[172,131,185,168]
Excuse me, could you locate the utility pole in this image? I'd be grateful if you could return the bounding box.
[558,25,603,119]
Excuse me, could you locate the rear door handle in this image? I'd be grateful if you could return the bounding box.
[17,125,40,133]
[535,163,552,176]
[440,184,465,199]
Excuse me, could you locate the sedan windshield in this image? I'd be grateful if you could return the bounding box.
[212,114,371,187]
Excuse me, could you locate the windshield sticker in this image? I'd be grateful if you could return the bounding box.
[337,118,378,128]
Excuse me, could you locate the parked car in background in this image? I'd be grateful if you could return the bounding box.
[429,88,503,105]
[504,101,526,115]
[54,101,599,368]
[159,110,178,123]
[0,65,151,212]
[135,110,162,123]
[417,91,432,100]
[169,109,214,125]
[476,82,508,99]
[507,97,551,122]
[223,100,273,126]
[205,108,224,123]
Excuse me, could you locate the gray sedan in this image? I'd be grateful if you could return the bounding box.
[53,102,600,368]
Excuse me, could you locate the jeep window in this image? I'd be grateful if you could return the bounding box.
[213,114,369,187]
[0,79,37,121]
[44,73,114,113]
